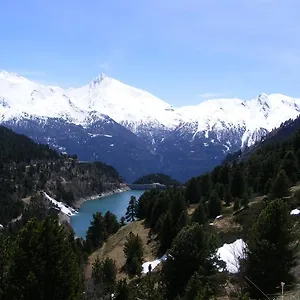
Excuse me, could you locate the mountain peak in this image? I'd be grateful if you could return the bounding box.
[0,70,21,79]
[89,73,108,87]
[257,93,269,104]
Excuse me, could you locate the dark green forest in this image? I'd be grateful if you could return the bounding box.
[133,173,180,186]
[1,124,300,299]
[0,125,122,225]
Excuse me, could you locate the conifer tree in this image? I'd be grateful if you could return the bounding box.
[86,212,106,250]
[218,164,230,186]
[230,167,246,199]
[123,232,144,276]
[215,183,225,201]
[104,211,120,235]
[191,202,207,225]
[199,173,212,200]
[183,272,211,300]
[157,212,174,252]
[270,169,290,199]
[92,257,117,292]
[120,216,126,226]
[125,196,138,222]
[5,218,83,300]
[163,223,217,299]
[131,275,165,300]
[263,177,272,195]
[115,279,130,300]
[281,150,298,181]
[224,185,232,206]
[207,191,221,218]
[0,233,9,298]
[242,199,297,298]
[185,177,201,204]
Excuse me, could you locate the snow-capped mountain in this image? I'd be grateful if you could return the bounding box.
[1,70,299,181]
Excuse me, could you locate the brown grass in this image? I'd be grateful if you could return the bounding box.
[85,220,159,281]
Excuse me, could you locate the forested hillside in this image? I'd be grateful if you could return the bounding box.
[0,125,122,225]
[226,115,300,162]
[2,124,300,299]
[133,173,180,186]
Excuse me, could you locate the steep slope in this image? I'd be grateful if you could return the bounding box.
[1,70,300,181]
[0,125,123,225]
[236,115,300,162]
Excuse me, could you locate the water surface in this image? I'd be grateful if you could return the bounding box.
[70,190,146,239]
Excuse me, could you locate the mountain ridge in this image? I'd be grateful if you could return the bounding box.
[1,70,300,181]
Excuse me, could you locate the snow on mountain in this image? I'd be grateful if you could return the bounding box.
[1,70,300,148]
[0,71,88,123]
[0,71,182,134]
[69,73,183,130]
[178,93,300,147]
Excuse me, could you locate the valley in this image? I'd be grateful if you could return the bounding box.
[1,109,300,299]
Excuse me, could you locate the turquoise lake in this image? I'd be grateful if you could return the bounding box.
[70,190,146,239]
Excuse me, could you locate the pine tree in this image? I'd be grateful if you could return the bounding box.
[270,169,290,199]
[5,218,83,300]
[215,183,225,201]
[92,257,117,292]
[207,191,221,218]
[131,275,165,300]
[191,203,207,225]
[125,196,138,222]
[183,272,211,300]
[157,212,174,252]
[104,211,120,235]
[163,223,218,299]
[115,279,130,300]
[230,167,246,199]
[198,173,212,200]
[242,199,297,298]
[185,177,201,204]
[224,185,232,206]
[123,232,144,276]
[0,233,9,298]
[120,216,126,226]
[218,164,230,186]
[281,150,298,181]
[263,177,272,195]
[86,212,106,250]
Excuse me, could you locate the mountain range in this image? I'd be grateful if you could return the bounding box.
[1,70,300,182]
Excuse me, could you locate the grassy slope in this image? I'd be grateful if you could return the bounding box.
[85,220,159,281]
[85,184,300,298]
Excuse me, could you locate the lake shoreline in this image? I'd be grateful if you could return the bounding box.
[72,184,131,210]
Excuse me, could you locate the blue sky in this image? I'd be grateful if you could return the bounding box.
[1,0,300,106]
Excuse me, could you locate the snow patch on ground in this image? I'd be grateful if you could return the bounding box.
[217,239,246,273]
[290,209,300,215]
[43,192,77,217]
[142,254,167,274]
